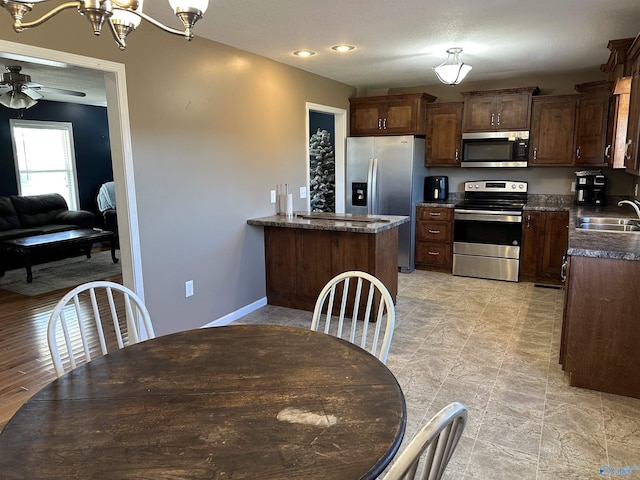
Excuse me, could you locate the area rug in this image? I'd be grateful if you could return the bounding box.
[0,250,121,296]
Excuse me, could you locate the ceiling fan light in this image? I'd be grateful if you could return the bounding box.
[0,90,37,109]
[433,48,472,85]
[168,0,209,14]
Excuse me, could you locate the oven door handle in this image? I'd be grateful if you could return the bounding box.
[454,210,523,223]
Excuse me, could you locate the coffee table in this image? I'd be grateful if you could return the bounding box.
[0,228,117,283]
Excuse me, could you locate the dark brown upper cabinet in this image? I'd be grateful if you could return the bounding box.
[349,93,436,136]
[424,102,463,166]
[461,87,538,132]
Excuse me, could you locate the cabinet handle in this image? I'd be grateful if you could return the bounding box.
[560,255,567,283]
[428,251,440,256]
[428,229,441,234]
[526,215,531,228]
[455,148,459,161]
[576,147,581,159]
[383,118,387,129]
[496,113,501,126]
[604,144,611,158]
[378,119,382,130]
[490,113,495,126]
[429,212,442,216]
[533,147,537,160]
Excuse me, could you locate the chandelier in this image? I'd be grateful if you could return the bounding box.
[0,0,209,50]
[433,48,472,86]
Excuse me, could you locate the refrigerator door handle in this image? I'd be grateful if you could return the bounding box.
[369,158,378,215]
[366,158,374,214]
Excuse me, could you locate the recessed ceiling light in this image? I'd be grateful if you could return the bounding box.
[331,44,355,53]
[293,50,316,57]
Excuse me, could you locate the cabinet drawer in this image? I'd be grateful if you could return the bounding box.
[416,242,452,266]
[417,207,453,221]
[416,221,452,242]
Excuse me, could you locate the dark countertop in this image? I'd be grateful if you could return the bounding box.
[247,212,409,233]
[525,197,640,260]
[418,195,640,261]
[564,205,640,260]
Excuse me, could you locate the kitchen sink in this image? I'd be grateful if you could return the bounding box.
[578,223,640,232]
[576,216,640,233]
[578,216,638,225]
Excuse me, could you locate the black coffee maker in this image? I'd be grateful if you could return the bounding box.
[575,171,606,206]
[424,176,449,202]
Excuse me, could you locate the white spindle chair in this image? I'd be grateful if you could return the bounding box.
[310,270,395,364]
[47,280,155,377]
[384,402,468,480]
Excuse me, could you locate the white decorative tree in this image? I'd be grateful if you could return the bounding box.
[308,128,335,212]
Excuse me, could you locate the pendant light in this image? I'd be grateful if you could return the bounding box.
[433,48,472,85]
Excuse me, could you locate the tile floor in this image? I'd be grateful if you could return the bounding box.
[239,269,640,480]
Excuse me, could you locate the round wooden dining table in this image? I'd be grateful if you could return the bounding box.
[0,324,406,479]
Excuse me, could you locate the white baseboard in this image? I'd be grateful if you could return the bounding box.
[201,297,267,328]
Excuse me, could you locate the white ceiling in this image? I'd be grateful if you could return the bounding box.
[1,0,639,106]
[147,0,640,90]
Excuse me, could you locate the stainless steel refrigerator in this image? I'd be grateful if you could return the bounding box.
[346,136,427,273]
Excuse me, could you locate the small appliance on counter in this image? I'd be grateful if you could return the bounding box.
[424,176,449,202]
[575,170,606,206]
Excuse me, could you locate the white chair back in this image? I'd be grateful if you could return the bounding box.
[47,280,155,377]
[310,270,395,364]
[384,402,468,480]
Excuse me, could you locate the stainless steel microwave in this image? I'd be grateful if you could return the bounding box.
[461,131,529,168]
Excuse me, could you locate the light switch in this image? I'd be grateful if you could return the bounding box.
[300,186,307,199]
[270,190,276,203]
[185,280,194,298]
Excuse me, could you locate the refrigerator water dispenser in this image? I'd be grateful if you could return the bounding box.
[352,182,368,207]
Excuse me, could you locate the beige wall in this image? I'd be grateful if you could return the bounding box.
[0,15,355,334]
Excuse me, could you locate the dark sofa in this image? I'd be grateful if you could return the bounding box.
[0,193,94,242]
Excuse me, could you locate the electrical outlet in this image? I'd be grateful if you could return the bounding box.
[635,183,639,197]
[185,280,194,298]
[270,190,276,203]
[300,186,307,199]
[570,181,576,192]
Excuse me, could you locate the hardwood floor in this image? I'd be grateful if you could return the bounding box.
[0,271,122,431]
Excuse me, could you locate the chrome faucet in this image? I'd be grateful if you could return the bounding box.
[617,199,640,219]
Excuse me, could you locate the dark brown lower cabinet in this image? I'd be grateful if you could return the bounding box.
[263,226,398,311]
[415,206,453,272]
[561,255,640,399]
[520,210,569,284]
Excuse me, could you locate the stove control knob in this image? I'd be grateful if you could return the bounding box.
[475,184,480,189]
[511,184,516,189]
[519,184,524,190]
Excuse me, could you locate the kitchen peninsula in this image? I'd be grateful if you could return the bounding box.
[247,213,408,311]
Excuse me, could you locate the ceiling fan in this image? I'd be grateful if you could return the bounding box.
[0,65,86,110]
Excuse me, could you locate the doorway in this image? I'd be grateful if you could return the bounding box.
[306,103,347,213]
[0,40,143,297]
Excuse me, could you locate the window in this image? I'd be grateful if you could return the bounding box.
[10,119,79,210]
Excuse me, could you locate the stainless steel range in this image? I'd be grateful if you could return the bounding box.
[453,180,528,282]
